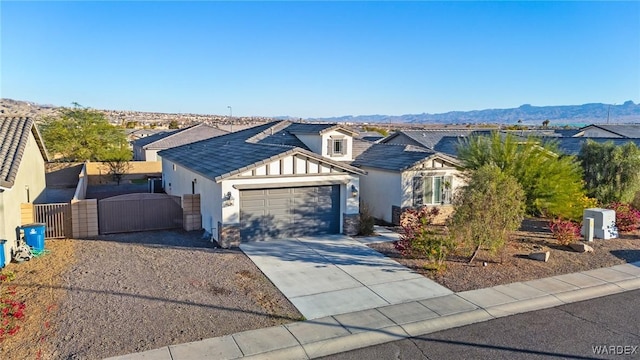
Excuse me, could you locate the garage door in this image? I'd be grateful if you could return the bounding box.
[240,185,340,241]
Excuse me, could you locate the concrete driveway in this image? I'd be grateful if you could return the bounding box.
[240,235,452,319]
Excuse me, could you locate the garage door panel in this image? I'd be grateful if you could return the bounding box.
[240,185,340,242]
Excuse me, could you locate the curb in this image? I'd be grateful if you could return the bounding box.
[105,262,640,360]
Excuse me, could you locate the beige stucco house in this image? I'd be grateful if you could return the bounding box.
[0,117,49,265]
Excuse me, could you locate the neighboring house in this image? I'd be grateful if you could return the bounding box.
[356,131,385,142]
[573,124,640,138]
[379,129,480,150]
[132,124,228,161]
[0,117,49,265]
[351,140,463,225]
[159,121,365,247]
[554,137,640,156]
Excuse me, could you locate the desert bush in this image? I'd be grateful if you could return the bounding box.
[457,132,586,220]
[606,202,640,232]
[579,141,640,205]
[395,207,450,270]
[549,218,582,246]
[358,202,375,236]
[449,164,525,264]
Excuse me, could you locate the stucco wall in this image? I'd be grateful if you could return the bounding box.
[0,131,46,264]
[321,130,353,161]
[358,168,402,223]
[162,159,222,239]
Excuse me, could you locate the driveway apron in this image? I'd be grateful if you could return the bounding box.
[240,235,452,319]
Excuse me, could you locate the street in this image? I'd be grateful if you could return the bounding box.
[320,289,640,360]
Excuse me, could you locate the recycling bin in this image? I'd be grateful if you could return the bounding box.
[22,223,46,251]
[0,239,6,267]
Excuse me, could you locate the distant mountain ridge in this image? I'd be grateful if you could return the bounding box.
[2,98,639,126]
[308,101,640,126]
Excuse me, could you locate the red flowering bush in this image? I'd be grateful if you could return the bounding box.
[606,202,640,232]
[0,270,25,341]
[549,218,582,246]
[394,207,450,270]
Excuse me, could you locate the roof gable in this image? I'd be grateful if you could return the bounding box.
[351,141,459,172]
[578,124,640,138]
[1,117,49,188]
[133,124,228,149]
[158,121,364,182]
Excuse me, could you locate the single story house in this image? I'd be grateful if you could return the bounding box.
[159,121,365,247]
[351,140,464,225]
[0,117,49,265]
[132,124,228,161]
[572,124,640,138]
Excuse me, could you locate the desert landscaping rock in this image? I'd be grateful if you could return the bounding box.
[570,242,594,253]
[529,251,550,262]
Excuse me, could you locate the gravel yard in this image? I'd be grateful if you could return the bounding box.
[1,230,301,359]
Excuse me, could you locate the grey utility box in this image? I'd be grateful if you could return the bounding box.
[582,208,618,239]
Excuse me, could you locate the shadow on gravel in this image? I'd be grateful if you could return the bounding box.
[78,229,236,254]
[12,282,301,322]
[610,249,640,264]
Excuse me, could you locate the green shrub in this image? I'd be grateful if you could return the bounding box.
[394,207,450,270]
[449,164,526,264]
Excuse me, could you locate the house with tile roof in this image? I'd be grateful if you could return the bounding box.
[0,117,49,266]
[158,121,365,247]
[350,140,463,225]
[573,124,640,138]
[132,123,228,161]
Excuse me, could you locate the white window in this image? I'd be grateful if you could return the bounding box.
[413,175,453,206]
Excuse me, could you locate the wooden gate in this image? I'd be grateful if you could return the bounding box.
[98,193,183,234]
[33,203,71,238]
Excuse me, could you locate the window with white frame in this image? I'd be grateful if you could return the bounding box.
[413,175,453,206]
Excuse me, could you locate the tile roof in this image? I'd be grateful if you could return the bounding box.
[381,129,499,149]
[578,124,640,138]
[158,121,365,182]
[350,141,460,172]
[132,124,228,149]
[286,123,358,136]
[1,117,49,188]
[554,137,640,156]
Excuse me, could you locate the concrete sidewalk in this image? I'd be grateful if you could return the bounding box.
[106,261,640,360]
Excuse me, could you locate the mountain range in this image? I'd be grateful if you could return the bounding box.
[2,98,639,126]
[307,101,640,126]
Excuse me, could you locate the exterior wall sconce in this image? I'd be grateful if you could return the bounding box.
[350,184,358,198]
[223,191,235,207]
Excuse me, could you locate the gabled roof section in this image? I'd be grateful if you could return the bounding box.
[1,117,49,188]
[381,129,493,150]
[132,124,228,149]
[555,137,640,156]
[351,142,459,172]
[158,121,365,182]
[577,124,640,138]
[286,122,358,136]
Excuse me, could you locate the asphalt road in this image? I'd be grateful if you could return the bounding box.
[320,289,640,360]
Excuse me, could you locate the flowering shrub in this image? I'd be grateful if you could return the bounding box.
[395,207,450,270]
[549,218,582,246]
[606,202,640,232]
[0,270,25,341]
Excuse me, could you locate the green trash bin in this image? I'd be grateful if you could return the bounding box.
[22,223,46,251]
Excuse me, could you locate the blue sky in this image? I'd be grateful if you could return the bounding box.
[1,1,639,118]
